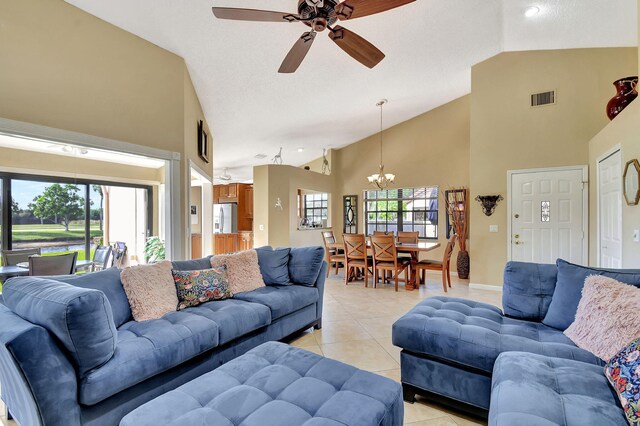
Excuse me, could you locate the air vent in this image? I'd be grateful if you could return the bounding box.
[254,154,268,159]
[531,90,556,107]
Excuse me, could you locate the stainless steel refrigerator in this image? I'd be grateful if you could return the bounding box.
[213,203,238,234]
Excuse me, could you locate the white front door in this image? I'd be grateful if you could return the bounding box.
[509,167,587,265]
[598,150,623,267]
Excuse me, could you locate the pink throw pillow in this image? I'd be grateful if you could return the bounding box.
[120,261,178,321]
[564,275,640,361]
[210,250,265,294]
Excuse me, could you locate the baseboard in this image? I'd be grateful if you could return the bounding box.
[424,270,459,277]
[469,283,503,292]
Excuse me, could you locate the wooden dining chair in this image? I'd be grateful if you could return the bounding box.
[370,235,410,292]
[416,234,456,292]
[343,234,371,287]
[396,231,419,262]
[372,231,393,236]
[1,248,41,266]
[29,252,78,276]
[321,230,343,277]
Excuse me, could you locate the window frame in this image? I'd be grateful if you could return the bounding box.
[301,192,329,227]
[363,186,439,240]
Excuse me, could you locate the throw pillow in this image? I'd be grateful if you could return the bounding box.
[173,266,232,310]
[564,276,640,361]
[120,261,178,321]
[543,259,640,331]
[605,337,640,425]
[288,246,325,286]
[210,250,265,294]
[255,246,291,285]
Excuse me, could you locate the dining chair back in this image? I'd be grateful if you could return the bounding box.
[1,248,41,266]
[29,252,78,276]
[397,232,419,244]
[416,234,457,292]
[372,231,393,236]
[93,246,113,272]
[343,234,371,287]
[320,230,343,277]
[370,235,409,292]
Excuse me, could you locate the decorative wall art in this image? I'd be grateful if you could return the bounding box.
[623,159,640,206]
[475,195,503,217]
[343,195,358,234]
[197,120,209,163]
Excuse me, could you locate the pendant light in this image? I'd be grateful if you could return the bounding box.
[367,99,395,189]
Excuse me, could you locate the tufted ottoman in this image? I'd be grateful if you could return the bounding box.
[120,341,403,426]
[489,352,626,426]
[392,297,603,412]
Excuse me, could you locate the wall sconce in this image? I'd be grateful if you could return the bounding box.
[475,195,503,216]
[275,197,284,211]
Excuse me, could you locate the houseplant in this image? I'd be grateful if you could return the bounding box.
[144,236,166,264]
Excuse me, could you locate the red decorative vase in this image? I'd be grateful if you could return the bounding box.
[606,76,638,120]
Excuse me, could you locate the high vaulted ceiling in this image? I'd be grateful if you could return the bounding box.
[65,0,637,182]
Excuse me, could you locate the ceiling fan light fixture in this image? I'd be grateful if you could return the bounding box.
[525,6,540,17]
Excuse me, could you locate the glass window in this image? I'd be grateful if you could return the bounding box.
[364,186,438,239]
[300,193,329,228]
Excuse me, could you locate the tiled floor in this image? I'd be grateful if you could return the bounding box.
[0,272,501,426]
[286,271,503,426]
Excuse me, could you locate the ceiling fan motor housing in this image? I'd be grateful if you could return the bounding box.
[298,0,338,30]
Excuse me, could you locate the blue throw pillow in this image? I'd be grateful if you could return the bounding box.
[54,267,131,327]
[542,259,640,330]
[172,257,213,271]
[255,247,291,285]
[288,246,324,286]
[604,337,640,425]
[3,277,118,376]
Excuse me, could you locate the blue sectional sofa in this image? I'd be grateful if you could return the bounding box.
[0,248,327,426]
[393,260,640,425]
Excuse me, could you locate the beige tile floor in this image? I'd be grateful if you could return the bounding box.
[0,271,501,426]
[285,271,503,426]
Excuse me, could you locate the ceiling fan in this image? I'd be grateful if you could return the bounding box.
[212,0,415,73]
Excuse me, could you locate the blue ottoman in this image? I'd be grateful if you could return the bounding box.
[120,342,404,426]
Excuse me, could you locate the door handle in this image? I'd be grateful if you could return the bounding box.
[514,214,520,219]
[514,234,520,238]
[514,241,523,245]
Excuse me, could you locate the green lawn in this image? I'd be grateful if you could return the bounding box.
[12,229,102,242]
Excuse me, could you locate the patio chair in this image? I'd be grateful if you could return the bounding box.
[1,248,41,266]
[29,252,77,276]
[92,245,113,272]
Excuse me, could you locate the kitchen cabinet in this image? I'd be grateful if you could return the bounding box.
[244,186,253,219]
[238,231,254,251]
[215,184,239,203]
[214,234,237,255]
[191,234,202,259]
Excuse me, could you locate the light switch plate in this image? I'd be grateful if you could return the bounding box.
[259,224,265,231]
[489,225,499,233]
[634,229,640,243]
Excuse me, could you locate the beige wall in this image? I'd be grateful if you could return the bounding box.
[190,185,203,234]
[333,96,471,262]
[0,0,214,258]
[253,165,335,248]
[470,48,638,285]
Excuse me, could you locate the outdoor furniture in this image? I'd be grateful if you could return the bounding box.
[343,234,372,287]
[120,342,404,426]
[415,234,456,292]
[29,252,77,276]
[371,235,410,292]
[0,260,96,282]
[321,230,343,277]
[1,248,41,266]
[92,246,112,272]
[112,242,127,268]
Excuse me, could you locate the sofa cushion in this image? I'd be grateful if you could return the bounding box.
[3,277,117,376]
[543,259,640,331]
[79,309,220,405]
[120,261,178,321]
[289,246,324,286]
[120,342,404,426]
[502,261,557,321]
[172,257,213,271]
[234,285,319,321]
[173,266,232,310]
[392,297,602,374]
[55,267,131,327]
[210,250,265,294]
[256,247,291,285]
[489,352,626,426]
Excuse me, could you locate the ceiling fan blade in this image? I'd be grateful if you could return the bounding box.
[328,26,385,69]
[335,0,415,20]
[279,32,317,74]
[212,7,299,23]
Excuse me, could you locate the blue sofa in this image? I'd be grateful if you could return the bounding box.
[0,247,327,426]
[393,260,640,425]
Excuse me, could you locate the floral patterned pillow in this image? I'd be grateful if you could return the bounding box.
[172,266,232,310]
[605,336,640,425]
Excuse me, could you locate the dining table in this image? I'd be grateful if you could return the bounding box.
[0,260,95,282]
[327,240,441,291]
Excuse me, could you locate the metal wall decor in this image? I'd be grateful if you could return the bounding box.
[475,195,503,217]
[623,159,640,206]
[343,195,358,234]
[272,147,283,165]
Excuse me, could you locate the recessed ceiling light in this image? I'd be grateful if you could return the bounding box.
[525,6,540,17]
[297,148,304,153]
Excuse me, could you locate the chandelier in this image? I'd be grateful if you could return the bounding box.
[367,99,395,189]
